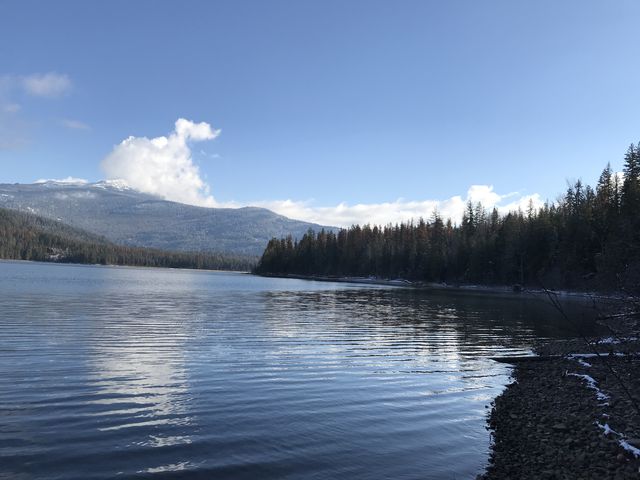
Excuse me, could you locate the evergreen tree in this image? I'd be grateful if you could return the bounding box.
[255,143,640,294]
[621,144,640,216]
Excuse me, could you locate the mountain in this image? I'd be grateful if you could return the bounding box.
[0,180,334,255]
[0,206,256,271]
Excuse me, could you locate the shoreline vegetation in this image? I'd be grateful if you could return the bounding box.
[0,207,257,272]
[3,144,639,477]
[253,143,640,478]
[0,258,252,275]
[255,144,640,297]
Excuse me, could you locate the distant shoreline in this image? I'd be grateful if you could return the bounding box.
[1,258,625,301]
[0,258,251,274]
[254,272,624,301]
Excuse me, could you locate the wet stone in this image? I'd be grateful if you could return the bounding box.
[479,336,640,480]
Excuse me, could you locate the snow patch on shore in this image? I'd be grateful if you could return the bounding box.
[620,440,640,457]
[597,422,616,436]
[597,336,639,345]
[567,372,610,402]
[572,357,593,368]
[597,422,640,458]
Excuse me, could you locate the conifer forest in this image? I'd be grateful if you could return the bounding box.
[0,207,257,271]
[256,144,640,294]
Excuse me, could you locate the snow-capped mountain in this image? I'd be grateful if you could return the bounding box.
[0,181,331,255]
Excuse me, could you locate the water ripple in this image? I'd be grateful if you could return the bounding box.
[0,262,596,479]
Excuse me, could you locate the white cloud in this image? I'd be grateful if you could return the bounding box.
[615,171,625,185]
[101,118,220,207]
[500,193,544,214]
[199,149,221,159]
[244,186,544,228]
[61,119,90,130]
[0,72,73,149]
[98,118,543,228]
[0,72,72,98]
[22,72,72,97]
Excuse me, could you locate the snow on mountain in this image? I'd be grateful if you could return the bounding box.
[0,180,333,255]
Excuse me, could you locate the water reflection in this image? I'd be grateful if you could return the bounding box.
[0,262,599,480]
[87,313,192,437]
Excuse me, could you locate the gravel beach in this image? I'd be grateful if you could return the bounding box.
[479,333,640,480]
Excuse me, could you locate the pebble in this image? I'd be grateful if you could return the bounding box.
[478,336,640,480]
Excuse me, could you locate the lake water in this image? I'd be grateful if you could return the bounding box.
[0,261,596,479]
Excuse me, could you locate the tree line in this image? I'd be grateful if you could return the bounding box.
[255,144,640,294]
[0,207,257,271]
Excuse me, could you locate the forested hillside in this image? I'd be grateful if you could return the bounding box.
[0,207,257,271]
[0,181,333,255]
[255,144,640,293]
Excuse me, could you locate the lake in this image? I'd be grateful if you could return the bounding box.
[0,261,596,479]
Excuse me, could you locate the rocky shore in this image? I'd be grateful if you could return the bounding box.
[480,333,640,479]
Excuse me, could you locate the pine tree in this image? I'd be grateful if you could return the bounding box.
[621,143,640,217]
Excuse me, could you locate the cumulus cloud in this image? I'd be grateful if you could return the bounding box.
[21,72,72,97]
[246,186,544,228]
[101,118,220,206]
[98,118,543,227]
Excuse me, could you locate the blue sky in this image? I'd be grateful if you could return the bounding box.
[1,1,639,226]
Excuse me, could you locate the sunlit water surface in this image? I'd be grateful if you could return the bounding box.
[0,262,595,479]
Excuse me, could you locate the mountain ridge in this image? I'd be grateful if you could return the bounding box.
[0,181,335,255]
[0,206,256,270]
